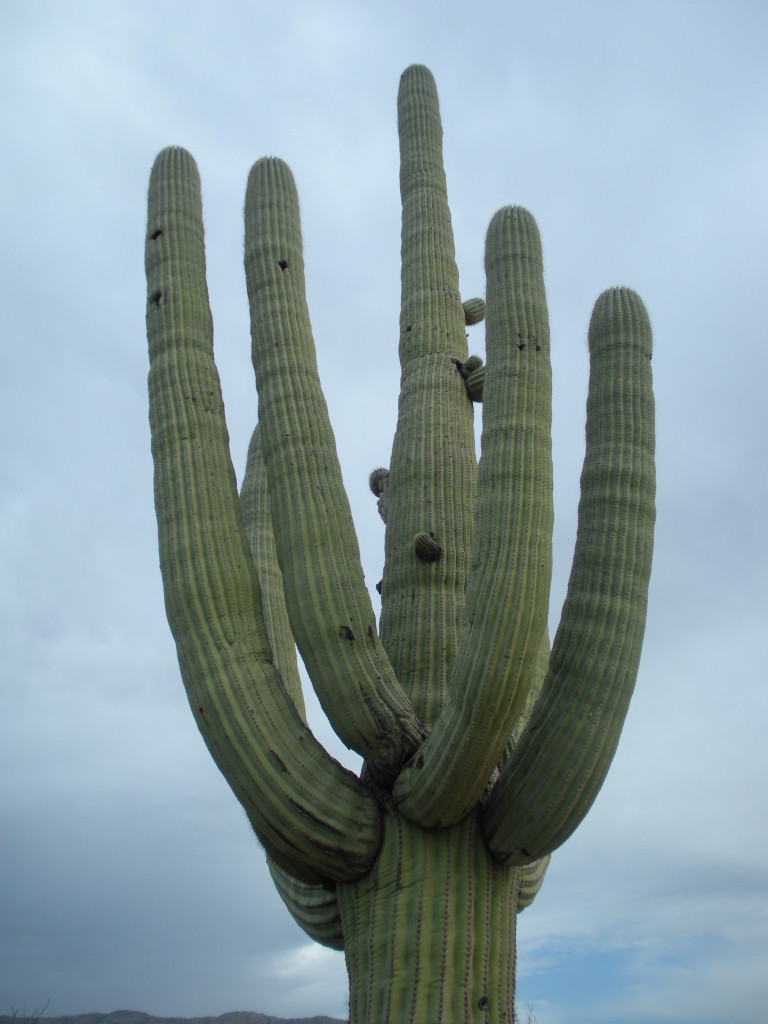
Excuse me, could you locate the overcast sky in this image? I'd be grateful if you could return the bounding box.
[1,2,767,1022]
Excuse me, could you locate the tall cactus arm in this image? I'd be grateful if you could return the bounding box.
[268,861,345,951]
[481,287,656,864]
[243,157,423,786]
[378,64,478,727]
[395,207,554,827]
[241,426,345,944]
[145,146,381,883]
[239,424,305,717]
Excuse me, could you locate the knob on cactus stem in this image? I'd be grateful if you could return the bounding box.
[145,63,655,1024]
[413,531,442,562]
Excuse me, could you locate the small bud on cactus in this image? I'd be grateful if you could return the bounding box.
[465,363,485,402]
[369,467,389,496]
[462,297,486,325]
[413,532,442,562]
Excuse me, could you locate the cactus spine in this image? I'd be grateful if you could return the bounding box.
[145,65,655,1023]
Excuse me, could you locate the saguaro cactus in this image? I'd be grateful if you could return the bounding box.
[145,65,655,1023]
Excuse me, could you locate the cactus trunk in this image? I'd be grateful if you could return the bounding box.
[338,810,519,1024]
[144,64,655,1023]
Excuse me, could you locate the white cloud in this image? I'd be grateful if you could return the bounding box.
[259,943,349,1019]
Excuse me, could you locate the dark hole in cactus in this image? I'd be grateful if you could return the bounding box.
[405,324,412,333]
[536,344,541,351]
[150,228,163,242]
[517,342,526,351]
[478,995,489,1011]
[338,625,355,644]
[278,259,288,271]
[150,290,163,307]
[198,705,205,716]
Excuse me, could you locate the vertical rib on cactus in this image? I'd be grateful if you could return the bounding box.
[394,205,554,827]
[379,64,477,727]
[337,809,519,1023]
[145,146,381,882]
[482,286,655,864]
[242,156,423,785]
[239,425,305,717]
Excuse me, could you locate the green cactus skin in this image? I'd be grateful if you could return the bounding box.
[378,65,478,730]
[242,156,424,787]
[337,808,519,1023]
[482,286,656,864]
[145,64,655,1024]
[392,201,555,829]
[268,859,345,951]
[239,425,305,717]
[462,296,486,326]
[145,146,380,883]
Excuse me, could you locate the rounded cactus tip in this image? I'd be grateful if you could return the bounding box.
[462,297,486,326]
[400,63,436,84]
[485,205,542,273]
[453,353,483,379]
[589,286,652,358]
[150,145,200,183]
[246,156,298,201]
[413,532,442,563]
[154,144,194,162]
[369,467,389,497]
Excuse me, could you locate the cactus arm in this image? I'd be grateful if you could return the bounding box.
[268,861,345,950]
[394,207,554,827]
[145,146,381,883]
[378,64,478,727]
[481,287,656,865]
[240,435,345,943]
[243,157,423,786]
[516,855,551,912]
[239,424,305,717]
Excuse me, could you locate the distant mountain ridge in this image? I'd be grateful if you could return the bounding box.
[2,1012,344,1024]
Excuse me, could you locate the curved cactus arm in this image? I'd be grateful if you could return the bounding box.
[268,861,344,950]
[516,854,551,913]
[241,430,337,897]
[503,627,551,755]
[243,157,423,786]
[145,146,381,884]
[378,64,478,728]
[395,207,554,827]
[481,287,656,865]
[239,424,305,717]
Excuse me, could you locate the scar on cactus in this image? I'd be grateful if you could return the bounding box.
[145,62,655,1024]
